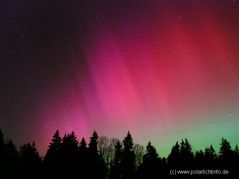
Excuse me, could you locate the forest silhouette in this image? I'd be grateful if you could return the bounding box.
[0,129,238,178]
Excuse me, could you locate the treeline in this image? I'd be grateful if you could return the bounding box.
[0,129,239,178]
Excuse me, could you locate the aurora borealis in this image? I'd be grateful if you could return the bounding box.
[1,0,239,156]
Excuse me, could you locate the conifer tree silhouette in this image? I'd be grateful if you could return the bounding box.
[195,149,204,168]
[219,138,234,172]
[168,139,194,169]
[143,142,159,166]
[232,145,239,173]
[5,140,18,173]
[180,139,194,167]
[168,141,180,168]
[0,128,239,177]
[219,138,233,161]
[19,142,42,178]
[61,132,79,177]
[44,130,62,177]
[204,145,217,168]
[122,131,136,179]
[79,137,87,151]
[234,145,239,161]
[88,130,107,179]
[78,137,88,177]
[0,131,19,177]
[138,142,160,179]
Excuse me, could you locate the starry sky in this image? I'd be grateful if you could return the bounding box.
[1,0,239,156]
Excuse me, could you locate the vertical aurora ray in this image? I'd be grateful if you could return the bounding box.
[34,0,239,156]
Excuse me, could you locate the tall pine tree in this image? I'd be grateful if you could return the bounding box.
[88,130,106,179]
[44,130,62,177]
[122,131,136,179]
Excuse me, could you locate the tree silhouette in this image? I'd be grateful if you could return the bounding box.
[219,138,234,173]
[233,145,239,172]
[46,130,61,157]
[98,136,113,169]
[219,138,233,161]
[79,137,87,153]
[0,131,19,177]
[78,137,88,178]
[87,130,107,179]
[44,130,62,177]
[195,149,204,168]
[121,131,136,179]
[98,136,109,156]
[168,141,180,167]
[144,142,159,163]
[89,130,99,155]
[168,139,194,169]
[109,141,123,179]
[4,140,18,171]
[205,145,216,160]
[0,128,239,177]
[138,142,161,179]
[180,139,194,167]
[133,144,144,167]
[19,142,42,178]
[60,132,79,177]
[204,145,217,167]
[234,145,239,161]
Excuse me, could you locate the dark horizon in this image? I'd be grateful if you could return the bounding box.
[1,128,239,158]
[1,0,239,157]
[1,128,238,177]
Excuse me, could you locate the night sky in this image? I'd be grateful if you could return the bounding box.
[1,0,239,156]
